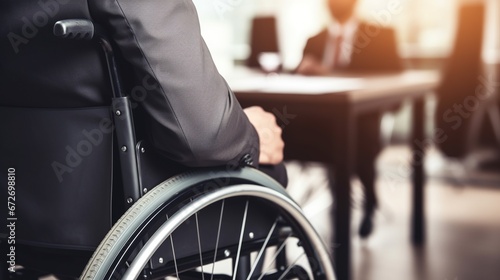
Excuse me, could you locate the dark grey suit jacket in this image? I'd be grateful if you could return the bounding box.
[0,0,259,168]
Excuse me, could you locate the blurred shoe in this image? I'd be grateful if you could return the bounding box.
[359,212,374,238]
[359,201,376,238]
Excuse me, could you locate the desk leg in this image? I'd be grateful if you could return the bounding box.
[411,97,426,245]
[331,107,355,280]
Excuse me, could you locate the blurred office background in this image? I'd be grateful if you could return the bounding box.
[191,0,500,174]
[192,0,500,280]
[193,0,500,147]
[193,0,499,73]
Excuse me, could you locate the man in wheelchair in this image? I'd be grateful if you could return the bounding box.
[0,1,334,279]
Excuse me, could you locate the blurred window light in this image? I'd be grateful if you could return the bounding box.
[483,0,500,64]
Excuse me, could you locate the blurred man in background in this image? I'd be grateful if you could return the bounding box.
[296,0,403,238]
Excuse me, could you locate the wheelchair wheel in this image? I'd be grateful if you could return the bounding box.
[81,168,335,280]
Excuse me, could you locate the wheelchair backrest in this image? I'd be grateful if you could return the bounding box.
[0,10,129,250]
[0,105,114,250]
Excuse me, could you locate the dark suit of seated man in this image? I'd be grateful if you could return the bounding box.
[296,0,403,238]
[0,0,287,183]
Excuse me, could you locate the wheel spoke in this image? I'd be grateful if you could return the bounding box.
[257,233,292,280]
[277,252,305,280]
[232,200,249,280]
[211,199,226,280]
[245,220,278,280]
[194,200,205,280]
[167,215,180,279]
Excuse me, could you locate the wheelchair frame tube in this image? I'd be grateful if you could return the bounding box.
[99,26,142,207]
[112,97,142,206]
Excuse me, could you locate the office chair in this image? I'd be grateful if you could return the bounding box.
[435,3,499,159]
[246,16,280,69]
[0,20,335,279]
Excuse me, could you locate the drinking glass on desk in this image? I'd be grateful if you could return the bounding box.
[258,52,282,74]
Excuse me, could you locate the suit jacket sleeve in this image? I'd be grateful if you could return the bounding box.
[89,0,259,167]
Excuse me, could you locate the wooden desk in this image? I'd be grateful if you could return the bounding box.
[229,70,440,280]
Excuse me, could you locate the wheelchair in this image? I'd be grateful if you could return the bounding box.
[0,20,335,280]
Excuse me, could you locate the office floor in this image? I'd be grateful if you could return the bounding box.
[286,145,500,280]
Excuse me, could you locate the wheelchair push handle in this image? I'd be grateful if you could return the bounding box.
[53,19,95,40]
[53,19,125,99]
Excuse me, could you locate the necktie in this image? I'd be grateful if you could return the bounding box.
[323,33,344,70]
[332,34,344,69]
